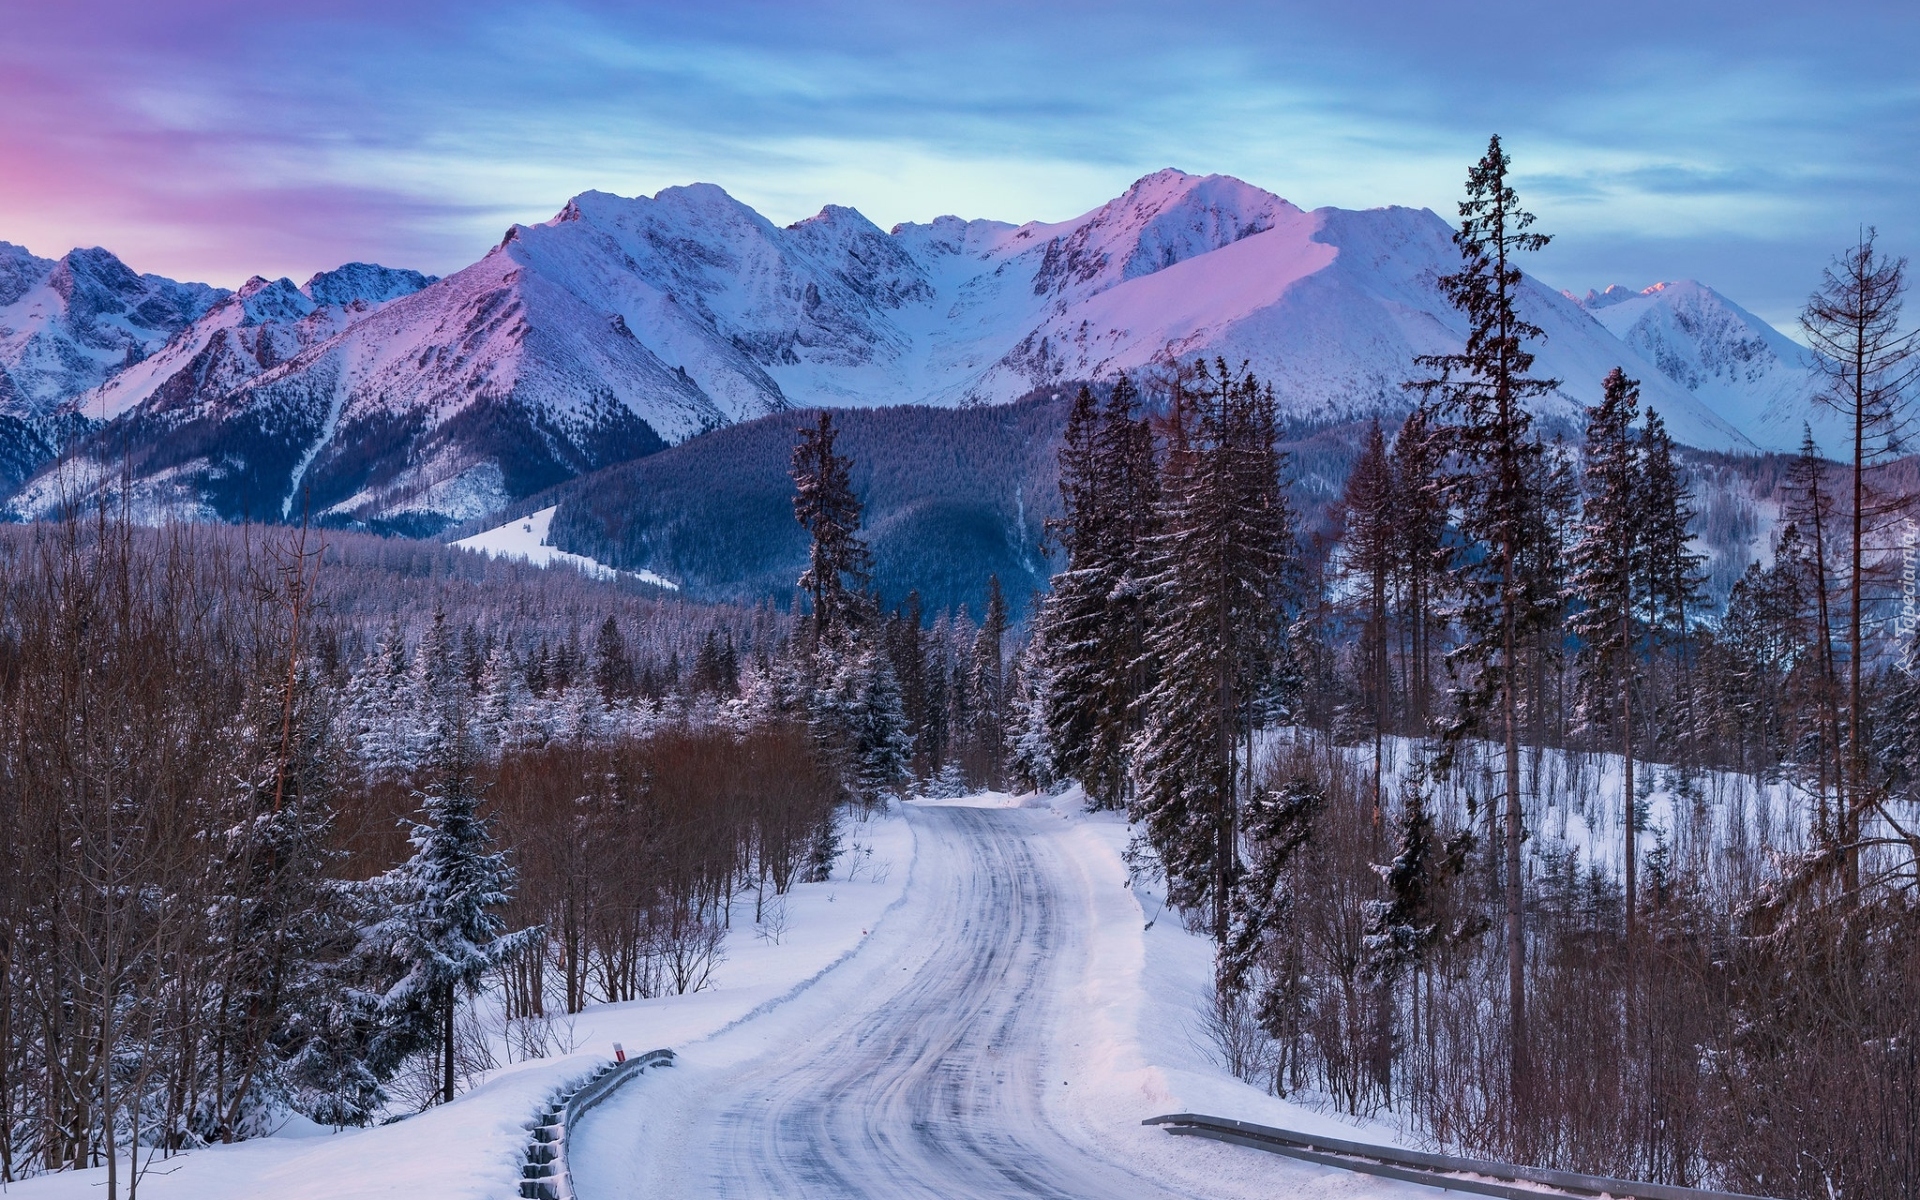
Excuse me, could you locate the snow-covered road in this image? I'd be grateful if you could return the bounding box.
[571,800,1415,1199]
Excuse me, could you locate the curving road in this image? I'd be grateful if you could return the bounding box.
[583,802,1208,1199]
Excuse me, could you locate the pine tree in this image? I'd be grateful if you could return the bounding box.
[1342,417,1397,809]
[1406,134,1559,1087]
[1638,411,1706,757]
[1802,231,1918,888]
[368,720,538,1105]
[792,411,873,647]
[885,592,931,775]
[1570,368,1646,940]
[1132,360,1298,950]
[1363,780,1452,1094]
[351,620,417,779]
[1220,775,1324,1069]
[1786,428,1844,836]
[593,615,634,702]
[840,646,913,808]
[1392,408,1451,735]
[969,576,1009,788]
[1006,629,1056,793]
[407,608,463,765]
[1039,378,1157,809]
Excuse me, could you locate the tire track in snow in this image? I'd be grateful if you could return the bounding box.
[597,804,1207,1199]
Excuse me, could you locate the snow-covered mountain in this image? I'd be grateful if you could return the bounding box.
[8,169,1823,531]
[0,243,229,493]
[75,264,436,424]
[1574,280,1833,454]
[0,243,226,420]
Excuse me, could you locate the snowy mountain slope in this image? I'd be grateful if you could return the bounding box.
[1576,280,1830,453]
[74,263,436,423]
[497,168,1762,451]
[7,168,1822,530]
[22,247,725,533]
[0,243,226,494]
[0,243,226,420]
[453,504,680,588]
[937,180,1753,451]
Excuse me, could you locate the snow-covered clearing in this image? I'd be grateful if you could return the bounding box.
[451,506,679,589]
[1313,730,1821,895]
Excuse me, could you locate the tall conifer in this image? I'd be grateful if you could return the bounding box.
[1406,134,1559,1088]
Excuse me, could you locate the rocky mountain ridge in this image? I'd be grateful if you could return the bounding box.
[3,170,1824,531]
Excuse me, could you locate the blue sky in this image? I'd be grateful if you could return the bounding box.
[3,1,1913,328]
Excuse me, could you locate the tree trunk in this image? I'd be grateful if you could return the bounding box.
[442,984,455,1106]
[1848,366,1865,894]
[1503,548,1526,1101]
[1622,613,1637,949]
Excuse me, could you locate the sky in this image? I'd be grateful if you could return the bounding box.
[1,1,1914,330]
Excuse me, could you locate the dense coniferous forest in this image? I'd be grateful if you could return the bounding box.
[1015,140,1919,1199]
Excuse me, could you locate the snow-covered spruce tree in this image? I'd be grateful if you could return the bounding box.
[1006,627,1057,793]
[1802,231,1918,886]
[882,592,935,779]
[1039,378,1158,810]
[839,645,913,808]
[406,607,466,764]
[1524,437,1578,754]
[367,716,538,1106]
[1569,368,1646,939]
[1132,359,1298,950]
[593,614,635,702]
[1219,774,1323,1091]
[968,576,1009,788]
[1360,777,1470,1093]
[1405,134,1559,1081]
[1714,522,1818,773]
[349,618,417,779]
[792,410,874,647]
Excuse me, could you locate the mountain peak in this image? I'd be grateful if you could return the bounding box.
[1576,280,1711,310]
[303,262,437,307]
[789,204,883,234]
[1029,168,1300,297]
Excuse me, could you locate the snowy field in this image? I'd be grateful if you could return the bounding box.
[452,505,679,589]
[6,792,1432,1200]
[1334,730,1829,897]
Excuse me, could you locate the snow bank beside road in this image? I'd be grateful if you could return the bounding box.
[8,807,911,1200]
[1023,787,1415,1197]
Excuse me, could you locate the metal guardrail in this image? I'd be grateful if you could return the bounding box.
[519,1048,675,1200]
[1144,1113,1782,1200]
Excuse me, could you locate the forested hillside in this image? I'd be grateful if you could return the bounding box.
[535,391,1073,620]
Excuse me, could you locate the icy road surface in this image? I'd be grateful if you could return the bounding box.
[572,800,1415,1199]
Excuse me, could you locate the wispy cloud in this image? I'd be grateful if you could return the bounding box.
[0,0,1912,327]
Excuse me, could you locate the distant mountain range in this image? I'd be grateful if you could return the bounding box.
[1,169,1826,533]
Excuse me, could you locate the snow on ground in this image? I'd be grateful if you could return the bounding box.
[570,791,1420,1199]
[6,750,1821,1200]
[451,505,679,589]
[1019,787,1419,1197]
[4,807,911,1200]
